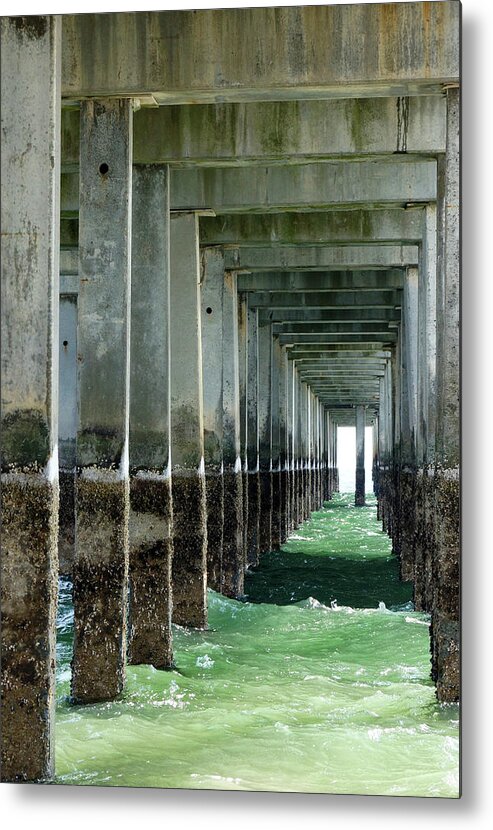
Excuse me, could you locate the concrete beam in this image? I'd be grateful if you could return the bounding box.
[248,289,401,308]
[225,245,418,271]
[61,96,446,169]
[239,272,404,292]
[171,160,437,214]
[61,160,437,216]
[200,209,424,247]
[258,308,401,324]
[62,5,459,102]
[279,335,397,345]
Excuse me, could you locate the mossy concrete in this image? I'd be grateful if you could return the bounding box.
[171,472,207,629]
[71,474,129,704]
[128,475,173,669]
[1,474,59,782]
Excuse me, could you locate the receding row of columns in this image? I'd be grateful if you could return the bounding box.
[1,69,340,779]
[374,87,460,704]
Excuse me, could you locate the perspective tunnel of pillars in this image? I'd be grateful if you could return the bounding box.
[1,5,460,783]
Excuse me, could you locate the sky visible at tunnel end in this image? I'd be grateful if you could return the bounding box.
[1,0,491,828]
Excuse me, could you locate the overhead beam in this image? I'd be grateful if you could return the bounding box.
[258,308,400,323]
[61,160,437,216]
[239,271,404,292]
[200,209,424,247]
[225,245,418,271]
[62,5,460,102]
[247,289,401,308]
[171,160,437,214]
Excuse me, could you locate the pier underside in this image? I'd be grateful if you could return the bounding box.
[1,3,460,783]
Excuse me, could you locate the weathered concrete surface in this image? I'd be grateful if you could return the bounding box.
[72,474,129,703]
[62,97,446,169]
[0,15,61,782]
[170,213,207,628]
[62,5,459,101]
[61,160,437,216]
[222,272,245,595]
[72,98,132,704]
[205,471,223,591]
[201,209,424,247]
[247,472,261,567]
[201,247,225,591]
[1,475,59,782]
[128,475,173,669]
[128,165,173,667]
[226,245,418,272]
[171,472,208,628]
[171,160,437,214]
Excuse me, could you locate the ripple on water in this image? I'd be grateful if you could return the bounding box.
[55,493,459,796]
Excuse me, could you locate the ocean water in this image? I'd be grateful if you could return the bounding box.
[55,493,459,796]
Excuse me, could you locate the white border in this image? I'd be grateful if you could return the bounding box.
[2,1,492,828]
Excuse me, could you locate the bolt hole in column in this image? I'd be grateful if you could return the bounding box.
[99,162,109,176]
[206,307,213,315]
[62,340,68,349]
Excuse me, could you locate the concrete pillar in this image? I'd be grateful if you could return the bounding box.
[295,370,304,523]
[222,271,244,596]
[246,306,260,565]
[398,267,419,583]
[72,98,133,704]
[238,294,249,562]
[279,346,289,543]
[333,420,339,492]
[58,294,77,576]
[432,86,460,703]
[201,248,224,592]
[258,320,273,553]
[1,15,61,782]
[170,213,207,628]
[355,405,366,506]
[300,382,310,519]
[414,204,438,611]
[128,165,172,669]
[270,335,282,550]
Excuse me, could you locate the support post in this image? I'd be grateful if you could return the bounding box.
[222,271,244,595]
[258,320,273,553]
[355,405,366,506]
[1,15,61,781]
[201,248,224,592]
[270,335,282,550]
[128,165,173,669]
[432,86,460,703]
[170,213,207,628]
[72,98,133,704]
[246,306,260,565]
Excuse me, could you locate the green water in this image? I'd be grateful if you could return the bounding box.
[55,493,459,796]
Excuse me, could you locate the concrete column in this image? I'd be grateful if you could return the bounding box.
[128,165,173,669]
[258,320,273,553]
[279,346,289,543]
[222,271,244,596]
[295,370,304,523]
[170,213,207,628]
[72,98,133,704]
[414,204,438,610]
[1,15,61,782]
[333,420,339,492]
[238,293,249,562]
[270,335,282,550]
[201,248,224,592]
[58,294,77,577]
[246,305,260,565]
[398,267,419,583]
[432,86,460,703]
[355,405,366,506]
[300,382,310,519]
